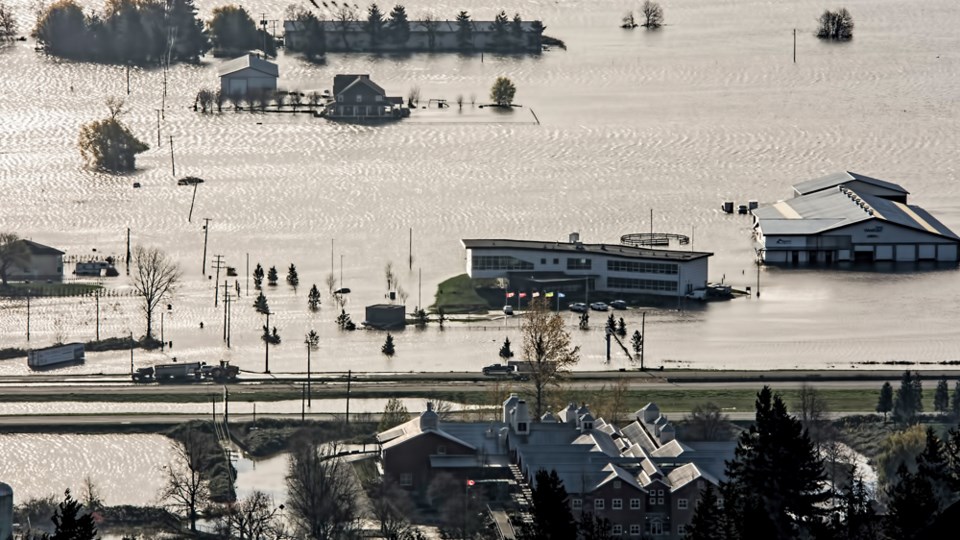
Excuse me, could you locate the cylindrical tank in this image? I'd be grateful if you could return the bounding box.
[0,481,13,540]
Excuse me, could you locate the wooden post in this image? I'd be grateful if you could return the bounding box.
[188,183,198,223]
[201,218,211,276]
[212,255,224,307]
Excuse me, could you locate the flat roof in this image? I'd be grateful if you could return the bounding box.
[461,239,712,262]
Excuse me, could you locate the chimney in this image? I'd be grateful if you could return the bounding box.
[569,232,580,244]
[503,393,520,423]
[513,400,530,435]
[419,402,439,431]
[659,423,676,444]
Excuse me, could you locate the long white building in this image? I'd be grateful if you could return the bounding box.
[753,172,960,264]
[461,234,712,297]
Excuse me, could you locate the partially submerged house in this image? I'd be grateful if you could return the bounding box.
[284,19,544,53]
[3,240,64,282]
[377,397,734,539]
[325,74,404,120]
[753,171,960,264]
[218,54,279,97]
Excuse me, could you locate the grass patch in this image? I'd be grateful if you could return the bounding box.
[0,282,102,297]
[232,418,377,458]
[166,421,236,503]
[433,274,495,314]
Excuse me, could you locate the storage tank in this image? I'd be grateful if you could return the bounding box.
[0,481,13,540]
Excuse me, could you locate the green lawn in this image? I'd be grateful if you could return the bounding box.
[432,274,494,314]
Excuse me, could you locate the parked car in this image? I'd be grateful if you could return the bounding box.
[610,300,628,310]
[569,302,587,313]
[503,305,514,315]
[590,302,609,311]
[483,363,518,376]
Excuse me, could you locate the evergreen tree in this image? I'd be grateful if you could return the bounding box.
[499,336,514,358]
[336,309,356,330]
[605,314,616,334]
[387,4,409,45]
[381,333,395,356]
[616,317,626,337]
[167,0,210,62]
[877,381,893,420]
[267,265,278,286]
[952,381,960,418]
[308,284,321,310]
[829,465,878,540]
[492,10,509,47]
[511,13,523,44]
[687,482,724,540]
[364,3,385,49]
[884,463,937,539]
[262,325,280,344]
[253,292,269,314]
[520,469,575,540]
[945,427,960,493]
[50,489,98,540]
[378,397,409,430]
[455,10,472,49]
[934,378,950,413]
[253,263,264,289]
[720,386,829,538]
[916,427,953,511]
[893,370,922,423]
[286,263,299,288]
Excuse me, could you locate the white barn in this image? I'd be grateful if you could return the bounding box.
[753,172,960,264]
[462,234,712,298]
[218,54,278,97]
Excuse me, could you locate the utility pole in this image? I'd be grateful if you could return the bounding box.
[156,109,161,147]
[418,267,422,310]
[223,280,229,343]
[340,254,344,290]
[201,218,211,276]
[129,332,134,376]
[301,382,306,422]
[345,369,351,426]
[793,28,797,63]
[409,228,413,270]
[160,311,165,351]
[95,290,100,341]
[264,311,273,373]
[245,253,250,296]
[126,64,130,95]
[211,255,224,306]
[640,311,646,370]
[25,291,30,341]
[169,135,175,177]
[126,228,131,275]
[188,183,199,222]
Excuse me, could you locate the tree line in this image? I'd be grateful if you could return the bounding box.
[32,0,274,64]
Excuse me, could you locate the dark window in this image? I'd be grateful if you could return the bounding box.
[567,258,592,270]
[541,258,546,264]
[607,260,678,274]
[472,255,534,271]
[518,422,527,432]
[608,277,677,292]
[553,258,559,264]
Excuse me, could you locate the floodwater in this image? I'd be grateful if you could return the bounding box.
[2,0,960,379]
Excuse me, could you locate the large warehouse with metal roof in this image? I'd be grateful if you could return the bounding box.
[753,171,960,264]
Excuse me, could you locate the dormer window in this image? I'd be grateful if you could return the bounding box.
[375,95,383,102]
[337,95,343,102]
[356,95,362,102]
[518,422,527,432]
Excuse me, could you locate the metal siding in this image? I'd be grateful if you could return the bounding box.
[876,245,893,260]
[896,245,916,261]
[918,245,936,260]
[938,244,958,261]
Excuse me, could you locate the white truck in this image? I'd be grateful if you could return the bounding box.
[27,343,85,369]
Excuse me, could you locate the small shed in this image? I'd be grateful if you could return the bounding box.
[364,304,406,330]
[218,54,279,98]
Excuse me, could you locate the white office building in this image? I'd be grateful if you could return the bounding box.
[753,171,960,264]
[462,234,712,297]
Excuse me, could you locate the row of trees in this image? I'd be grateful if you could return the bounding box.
[288,4,544,55]
[876,370,960,422]
[33,0,273,64]
[0,1,17,40]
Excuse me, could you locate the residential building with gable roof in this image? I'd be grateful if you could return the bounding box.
[376,395,734,539]
[326,74,404,119]
[218,54,279,97]
[4,239,64,282]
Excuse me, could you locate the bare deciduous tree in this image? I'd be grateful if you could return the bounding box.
[334,5,358,50]
[131,246,181,341]
[216,490,287,539]
[816,8,854,40]
[796,383,834,450]
[0,1,18,40]
[641,1,663,29]
[0,232,29,285]
[286,440,361,539]
[367,477,419,539]
[325,272,337,297]
[159,429,210,532]
[521,297,581,419]
[684,402,730,441]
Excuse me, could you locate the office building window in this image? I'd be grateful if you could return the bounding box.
[607,260,678,274]
[472,255,534,271]
[677,498,688,510]
[607,277,678,292]
[629,498,641,509]
[629,524,641,536]
[567,258,592,270]
[612,498,622,510]
[612,525,622,536]
[677,525,686,535]
[594,499,605,510]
